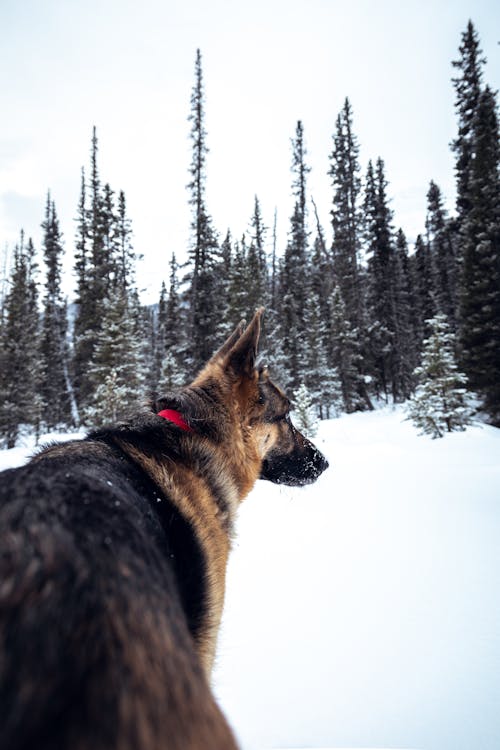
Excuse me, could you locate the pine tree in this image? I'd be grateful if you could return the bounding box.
[39,194,73,430]
[73,129,143,420]
[226,235,249,327]
[426,181,457,328]
[158,253,187,391]
[0,234,42,447]
[329,99,363,329]
[451,20,486,228]
[73,129,112,411]
[265,209,285,377]
[303,289,343,419]
[116,190,135,292]
[72,166,92,409]
[269,208,279,316]
[246,196,268,316]
[407,314,474,438]
[280,121,311,390]
[128,286,151,396]
[292,383,319,438]
[153,280,168,387]
[185,49,220,374]
[1,243,11,324]
[412,233,437,340]
[392,229,418,397]
[215,230,234,341]
[363,158,398,401]
[459,85,500,423]
[310,200,334,339]
[329,286,364,413]
[84,285,144,426]
[328,100,372,410]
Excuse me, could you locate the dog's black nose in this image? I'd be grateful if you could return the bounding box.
[314,450,329,475]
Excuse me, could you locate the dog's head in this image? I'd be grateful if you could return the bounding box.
[155,308,328,491]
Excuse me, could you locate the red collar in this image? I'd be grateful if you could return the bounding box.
[157,408,194,433]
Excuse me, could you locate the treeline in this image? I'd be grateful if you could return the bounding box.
[1,21,499,447]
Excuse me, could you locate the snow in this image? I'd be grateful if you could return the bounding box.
[0,430,86,471]
[1,409,499,749]
[213,408,500,750]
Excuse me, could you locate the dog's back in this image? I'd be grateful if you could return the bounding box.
[0,439,237,750]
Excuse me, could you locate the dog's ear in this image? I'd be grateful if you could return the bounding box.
[225,307,264,378]
[213,319,246,359]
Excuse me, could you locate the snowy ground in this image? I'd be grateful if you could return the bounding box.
[213,408,500,750]
[1,410,499,749]
[0,430,86,471]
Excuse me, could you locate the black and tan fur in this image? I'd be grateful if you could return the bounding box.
[0,308,328,750]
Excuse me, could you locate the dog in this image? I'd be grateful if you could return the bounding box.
[0,308,328,750]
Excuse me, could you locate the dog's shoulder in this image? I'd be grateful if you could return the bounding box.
[0,423,208,646]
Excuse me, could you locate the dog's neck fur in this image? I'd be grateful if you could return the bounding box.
[112,407,262,677]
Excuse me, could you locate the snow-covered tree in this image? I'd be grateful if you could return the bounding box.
[459,85,500,425]
[425,181,457,329]
[292,383,319,438]
[451,20,485,229]
[158,350,186,392]
[185,48,221,374]
[281,121,311,390]
[39,194,73,430]
[407,314,474,438]
[0,234,42,447]
[84,286,144,426]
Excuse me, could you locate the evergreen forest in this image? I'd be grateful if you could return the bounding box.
[1,21,499,448]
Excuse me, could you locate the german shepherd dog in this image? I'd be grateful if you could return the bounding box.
[0,308,328,750]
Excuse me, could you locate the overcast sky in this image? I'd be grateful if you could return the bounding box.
[1,0,499,302]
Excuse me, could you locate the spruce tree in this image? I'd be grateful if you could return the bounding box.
[393,229,418,397]
[226,235,249,327]
[73,129,110,411]
[451,20,485,228]
[246,196,268,316]
[426,181,457,328]
[363,158,398,401]
[158,253,186,391]
[73,130,144,421]
[459,85,500,423]
[329,285,364,413]
[153,280,168,387]
[266,209,286,378]
[412,233,437,340]
[39,194,73,429]
[280,121,310,390]
[303,288,342,419]
[407,314,474,438]
[215,230,234,341]
[329,98,363,329]
[0,243,11,324]
[0,234,41,447]
[309,201,335,335]
[328,100,371,409]
[116,190,135,292]
[292,383,319,439]
[185,49,220,374]
[84,285,144,426]
[72,166,92,409]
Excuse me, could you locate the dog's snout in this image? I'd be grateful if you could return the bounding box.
[312,448,329,477]
[317,452,329,473]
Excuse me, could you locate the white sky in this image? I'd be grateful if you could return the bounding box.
[1,0,499,302]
